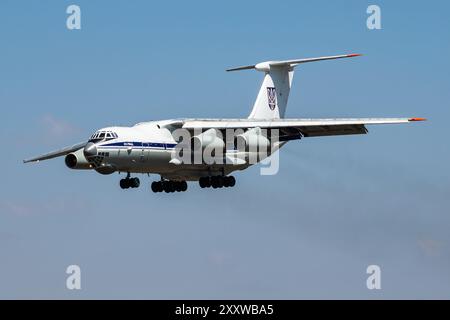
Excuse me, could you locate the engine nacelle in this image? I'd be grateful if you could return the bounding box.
[192,128,225,151]
[235,127,270,152]
[64,148,92,170]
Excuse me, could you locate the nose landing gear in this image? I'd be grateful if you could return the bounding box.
[120,173,140,189]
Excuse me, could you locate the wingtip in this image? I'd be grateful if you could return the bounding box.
[408,117,427,122]
[347,53,363,58]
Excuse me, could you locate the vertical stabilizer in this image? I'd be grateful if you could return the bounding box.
[248,66,293,119]
[226,53,362,120]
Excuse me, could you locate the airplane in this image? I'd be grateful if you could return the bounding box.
[24,53,425,193]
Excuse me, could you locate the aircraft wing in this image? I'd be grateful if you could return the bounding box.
[182,118,426,138]
[23,141,87,163]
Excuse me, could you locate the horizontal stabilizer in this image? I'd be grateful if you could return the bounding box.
[226,53,362,72]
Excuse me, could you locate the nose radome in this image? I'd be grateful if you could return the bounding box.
[83,142,97,158]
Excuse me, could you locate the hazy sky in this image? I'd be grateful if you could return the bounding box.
[1,0,449,299]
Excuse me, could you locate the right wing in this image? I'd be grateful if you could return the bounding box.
[182,117,426,138]
[23,141,87,163]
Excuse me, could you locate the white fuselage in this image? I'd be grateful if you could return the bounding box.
[87,121,260,181]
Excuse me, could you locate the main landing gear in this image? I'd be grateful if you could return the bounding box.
[120,174,236,192]
[199,176,236,189]
[151,180,188,193]
[120,173,140,189]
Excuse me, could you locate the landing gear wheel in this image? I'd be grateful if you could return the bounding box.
[199,177,211,188]
[199,177,206,188]
[211,176,218,189]
[131,177,140,188]
[151,181,161,193]
[180,181,188,192]
[120,179,129,189]
[217,176,224,188]
[228,176,236,187]
[162,181,170,193]
[169,181,176,193]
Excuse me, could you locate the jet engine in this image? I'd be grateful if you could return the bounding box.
[64,148,92,170]
[191,128,225,151]
[235,127,270,152]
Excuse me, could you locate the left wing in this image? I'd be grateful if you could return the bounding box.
[23,141,87,163]
[181,118,426,138]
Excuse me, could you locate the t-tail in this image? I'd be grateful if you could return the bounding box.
[227,53,362,120]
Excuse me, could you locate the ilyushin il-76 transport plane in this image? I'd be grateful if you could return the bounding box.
[24,54,425,193]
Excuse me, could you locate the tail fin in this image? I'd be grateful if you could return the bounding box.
[227,53,362,119]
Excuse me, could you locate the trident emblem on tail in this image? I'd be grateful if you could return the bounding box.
[267,87,277,110]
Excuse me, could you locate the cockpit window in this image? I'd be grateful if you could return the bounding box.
[88,130,118,143]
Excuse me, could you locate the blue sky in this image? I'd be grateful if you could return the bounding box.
[0,0,449,298]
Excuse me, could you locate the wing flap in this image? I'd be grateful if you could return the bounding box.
[298,124,368,137]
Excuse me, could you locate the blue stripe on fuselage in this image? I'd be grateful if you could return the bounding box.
[99,142,177,149]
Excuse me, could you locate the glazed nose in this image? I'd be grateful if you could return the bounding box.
[83,142,97,158]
